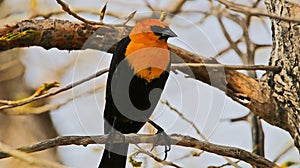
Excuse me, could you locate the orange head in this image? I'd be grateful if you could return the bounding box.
[125,19,177,83]
[129,19,177,43]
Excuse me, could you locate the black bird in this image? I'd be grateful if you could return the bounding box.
[99,18,177,168]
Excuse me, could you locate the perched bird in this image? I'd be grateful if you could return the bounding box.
[99,18,177,168]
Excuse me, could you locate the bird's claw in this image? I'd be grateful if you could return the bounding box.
[106,128,125,156]
[151,130,171,160]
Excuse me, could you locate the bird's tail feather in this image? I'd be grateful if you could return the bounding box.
[98,143,129,168]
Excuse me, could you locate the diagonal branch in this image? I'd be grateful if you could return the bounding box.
[134,144,182,168]
[0,134,277,168]
[0,68,108,110]
[0,141,66,168]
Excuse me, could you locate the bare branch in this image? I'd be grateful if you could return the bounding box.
[216,12,245,59]
[213,160,241,168]
[56,0,103,25]
[0,68,108,110]
[135,145,182,168]
[29,9,121,20]
[162,101,206,140]
[162,101,241,168]
[0,134,277,168]
[121,10,137,25]
[0,142,66,168]
[273,143,295,163]
[2,84,106,115]
[144,0,155,11]
[219,0,300,23]
[172,63,281,71]
[213,38,243,58]
[0,81,59,105]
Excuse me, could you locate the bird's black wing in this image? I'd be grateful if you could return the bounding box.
[105,36,130,100]
[104,36,132,133]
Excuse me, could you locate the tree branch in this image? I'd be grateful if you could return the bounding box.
[0,141,66,168]
[162,100,241,167]
[134,144,182,168]
[56,0,103,25]
[0,19,131,51]
[0,134,277,168]
[172,63,280,71]
[0,68,108,110]
[219,0,300,23]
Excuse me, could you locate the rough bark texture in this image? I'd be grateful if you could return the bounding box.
[263,0,300,149]
[0,19,131,51]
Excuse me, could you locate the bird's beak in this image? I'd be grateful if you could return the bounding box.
[162,27,177,38]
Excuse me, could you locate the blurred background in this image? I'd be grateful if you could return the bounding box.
[0,0,299,167]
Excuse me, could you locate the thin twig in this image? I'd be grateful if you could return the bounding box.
[135,144,182,168]
[56,0,103,25]
[0,81,59,105]
[0,69,108,110]
[198,11,213,24]
[162,101,241,168]
[55,0,133,26]
[213,160,241,168]
[172,63,281,71]
[216,11,245,59]
[121,10,137,25]
[162,101,207,140]
[273,143,295,162]
[0,134,277,168]
[145,0,155,11]
[254,44,272,50]
[213,38,243,58]
[2,84,106,115]
[30,9,120,20]
[219,0,300,23]
[0,142,66,168]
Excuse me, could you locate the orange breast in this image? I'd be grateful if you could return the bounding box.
[125,41,170,83]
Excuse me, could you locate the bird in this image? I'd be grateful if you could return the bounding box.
[99,18,177,168]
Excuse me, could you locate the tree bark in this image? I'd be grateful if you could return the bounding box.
[263,0,300,150]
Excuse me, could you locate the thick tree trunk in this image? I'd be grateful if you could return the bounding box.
[263,0,300,150]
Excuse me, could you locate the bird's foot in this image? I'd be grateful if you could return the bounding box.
[148,120,171,160]
[105,128,125,157]
[151,129,171,160]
